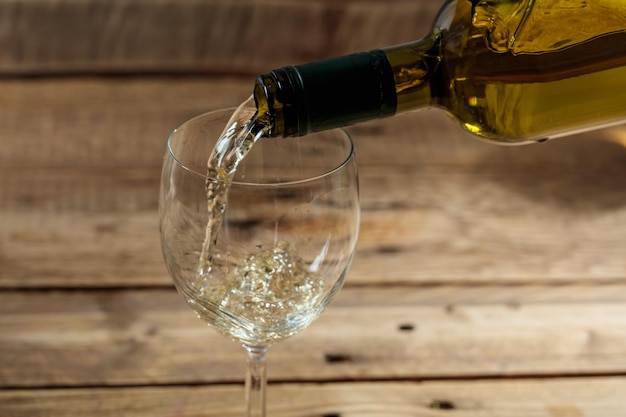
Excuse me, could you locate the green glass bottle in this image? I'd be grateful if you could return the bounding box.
[254,0,626,144]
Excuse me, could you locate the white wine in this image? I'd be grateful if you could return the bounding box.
[470,0,626,55]
[197,97,263,279]
[193,99,325,346]
[253,0,626,143]
[191,242,325,345]
[415,0,626,142]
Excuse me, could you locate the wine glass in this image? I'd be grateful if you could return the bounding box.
[159,108,360,416]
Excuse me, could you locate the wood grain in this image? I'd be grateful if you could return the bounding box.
[2,77,626,288]
[0,0,440,75]
[0,77,250,168]
[3,286,626,387]
[2,77,626,168]
[2,378,626,416]
[2,162,625,288]
[2,2,626,414]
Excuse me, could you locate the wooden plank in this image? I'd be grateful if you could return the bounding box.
[2,378,625,417]
[0,211,167,287]
[0,167,160,212]
[1,78,625,288]
[3,286,626,387]
[0,78,251,169]
[355,167,626,284]
[2,77,626,169]
[0,0,439,75]
[2,160,626,288]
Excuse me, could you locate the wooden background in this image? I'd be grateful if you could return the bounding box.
[2,0,626,415]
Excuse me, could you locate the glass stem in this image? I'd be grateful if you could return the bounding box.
[243,344,268,417]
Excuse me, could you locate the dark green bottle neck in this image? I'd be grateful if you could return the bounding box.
[254,33,443,137]
[254,50,398,137]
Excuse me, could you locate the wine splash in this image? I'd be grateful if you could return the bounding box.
[194,241,325,344]
[197,96,264,279]
[195,98,325,344]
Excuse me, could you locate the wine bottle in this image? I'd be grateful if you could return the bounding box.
[253,0,626,144]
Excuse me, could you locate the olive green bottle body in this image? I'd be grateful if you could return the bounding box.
[255,0,626,144]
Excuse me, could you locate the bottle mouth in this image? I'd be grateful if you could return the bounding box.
[255,50,397,138]
[166,107,356,186]
[253,74,279,137]
[254,68,307,137]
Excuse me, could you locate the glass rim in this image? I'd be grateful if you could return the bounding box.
[166,108,356,187]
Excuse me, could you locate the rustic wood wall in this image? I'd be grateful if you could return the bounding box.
[0,0,440,75]
[3,1,626,415]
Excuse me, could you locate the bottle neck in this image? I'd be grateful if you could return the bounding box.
[254,50,398,137]
[382,31,443,114]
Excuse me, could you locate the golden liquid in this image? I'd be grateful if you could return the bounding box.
[193,242,325,346]
[194,99,325,345]
[454,0,626,142]
[198,97,262,278]
[449,31,626,142]
[393,0,626,143]
[471,0,626,55]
